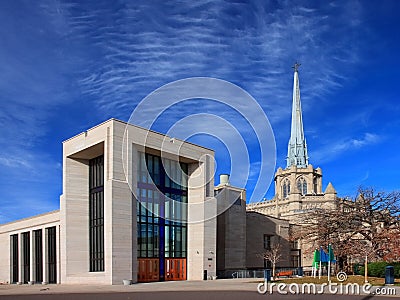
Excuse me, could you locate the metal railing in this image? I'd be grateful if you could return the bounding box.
[218,267,302,279]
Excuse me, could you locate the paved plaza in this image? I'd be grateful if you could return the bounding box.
[0,279,399,299]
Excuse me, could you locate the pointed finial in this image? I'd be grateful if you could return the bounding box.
[292,62,301,73]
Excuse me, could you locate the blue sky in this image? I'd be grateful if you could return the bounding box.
[1,0,399,223]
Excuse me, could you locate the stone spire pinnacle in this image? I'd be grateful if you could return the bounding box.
[287,62,309,168]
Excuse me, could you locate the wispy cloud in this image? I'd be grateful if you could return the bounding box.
[0,0,381,221]
[311,133,382,163]
[39,0,364,123]
[38,0,366,201]
[0,155,32,169]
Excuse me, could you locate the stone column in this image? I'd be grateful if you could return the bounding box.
[29,231,34,284]
[56,225,60,284]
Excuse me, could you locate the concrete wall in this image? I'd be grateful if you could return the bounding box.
[61,121,110,284]
[186,154,217,280]
[110,122,133,284]
[216,186,246,273]
[245,212,291,269]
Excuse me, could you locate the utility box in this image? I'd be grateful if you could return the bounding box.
[264,269,272,282]
[203,270,208,280]
[385,266,394,285]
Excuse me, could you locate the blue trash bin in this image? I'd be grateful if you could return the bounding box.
[385,266,394,285]
[264,269,272,282]
[298,267,304,277]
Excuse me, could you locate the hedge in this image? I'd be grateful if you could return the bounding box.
[358,262,400,278]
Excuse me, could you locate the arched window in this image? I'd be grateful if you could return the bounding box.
[297,177,307,195]
[313,177,318,194]
[282,178,290,198]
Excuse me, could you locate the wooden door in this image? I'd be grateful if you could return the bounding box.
[165,258,186,281]
[138,258,159,282]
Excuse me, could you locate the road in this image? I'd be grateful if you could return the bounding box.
[0,291,387,300]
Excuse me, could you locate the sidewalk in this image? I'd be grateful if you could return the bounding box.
[0,279,257,296]
[0,279,399,297]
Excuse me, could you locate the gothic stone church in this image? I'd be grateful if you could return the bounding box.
[247,64,339,265]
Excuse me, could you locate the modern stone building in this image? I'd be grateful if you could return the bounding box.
[0,119,218,284]
[0,64,331,284]
[0,211,60,285]
[215,175,294,278]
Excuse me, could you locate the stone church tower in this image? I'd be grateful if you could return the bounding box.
[247,64,338,221]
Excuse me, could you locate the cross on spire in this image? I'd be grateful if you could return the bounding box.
[292,62,301,73]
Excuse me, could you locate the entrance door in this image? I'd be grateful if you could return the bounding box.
[138,258,159,282]
[165,258,186,281]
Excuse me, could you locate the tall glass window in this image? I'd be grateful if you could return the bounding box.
[282,178,290,198]
[47,226,57,283]
[313,177,318,194]
[89,155,104,272]
[137,152,188,260]
[10,234,18,283]
[165,193,187,258]
[22,232,30,283]
[263,234,273,250]
[34,229,43,283]
[137,188,160,258]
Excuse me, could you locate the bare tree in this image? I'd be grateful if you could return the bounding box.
[291,187,400,267]
[380,226,400,262]
[257,243,282,279]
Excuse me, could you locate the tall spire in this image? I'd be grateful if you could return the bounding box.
[286,62,309,168]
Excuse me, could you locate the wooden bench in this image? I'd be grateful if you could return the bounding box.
[276,270,293,278]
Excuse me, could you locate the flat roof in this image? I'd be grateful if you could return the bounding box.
[0,210,60,227]
[63,118,215,152]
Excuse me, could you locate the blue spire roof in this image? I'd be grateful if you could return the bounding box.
[286,63,309,168]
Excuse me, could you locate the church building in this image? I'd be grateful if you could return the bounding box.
[247,63,338,221]
[247,64,339,267]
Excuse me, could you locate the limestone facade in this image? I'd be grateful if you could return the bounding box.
[215,181,247,273]
[0,211,60,284]
[247,165,337,221]
[0,118,217,284]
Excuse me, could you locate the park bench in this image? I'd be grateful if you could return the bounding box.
[276,270,293,278]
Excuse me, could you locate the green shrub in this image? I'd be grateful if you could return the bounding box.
[359,262,400,278]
